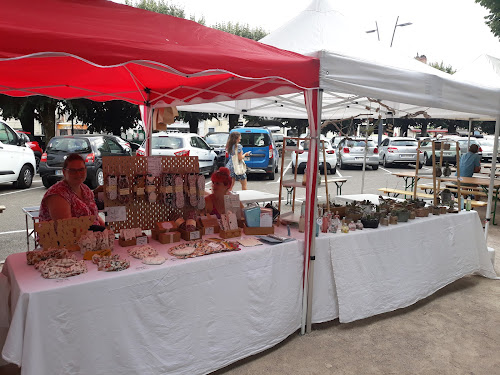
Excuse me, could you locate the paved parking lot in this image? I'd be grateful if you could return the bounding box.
[0,153,433,260]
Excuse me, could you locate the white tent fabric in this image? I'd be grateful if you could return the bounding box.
[454,54,500,88]
[178,0,500,121]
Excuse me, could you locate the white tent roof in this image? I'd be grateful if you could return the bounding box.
[454,54,500,88]
[178,0,500,121]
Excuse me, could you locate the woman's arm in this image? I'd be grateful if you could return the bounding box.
[45,194,72,221]
[237,145,249,161]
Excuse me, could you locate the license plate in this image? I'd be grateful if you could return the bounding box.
[354,157,364,160]
[55,170,63,176]
[244,157,250,161]
[400,154,414,158]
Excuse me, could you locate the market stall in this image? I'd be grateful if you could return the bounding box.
[0,228,303,375]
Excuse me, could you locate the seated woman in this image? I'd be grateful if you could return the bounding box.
[39,153,104,225]
[205,167,242,218]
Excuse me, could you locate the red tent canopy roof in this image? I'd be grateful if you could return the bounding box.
[0,0,319,105]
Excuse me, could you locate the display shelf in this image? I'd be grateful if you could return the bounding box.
[277,136,330,221]
[278,210,302,224]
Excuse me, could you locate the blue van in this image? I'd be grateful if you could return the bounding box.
[228,128,279,180]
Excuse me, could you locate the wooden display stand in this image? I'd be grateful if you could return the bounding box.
[199,216,220,235]
[243,225,274,235]
[277,137,330,224]
[102,156,199,231]
[219,228,242,239]
[34,215,94,251]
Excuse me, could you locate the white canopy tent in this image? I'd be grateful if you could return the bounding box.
[178,0,500,333]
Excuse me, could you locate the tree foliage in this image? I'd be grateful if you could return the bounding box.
[429,61,456,74]
[475,0,500,39]
[212,22,268,41]
[124,0,185,18]
[63,99,140,136]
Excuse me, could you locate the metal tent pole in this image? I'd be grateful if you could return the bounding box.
[484,116,500,241]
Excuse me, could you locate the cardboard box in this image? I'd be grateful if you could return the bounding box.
[199,216,220,235]
[158,231,181,244]
[118,233,149,247]
[243,225,274,235]
[219,228,242,239]
[179,228,204,241]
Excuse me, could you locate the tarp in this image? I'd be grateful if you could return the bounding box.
[0,0,319,106]
[178,0,500,121]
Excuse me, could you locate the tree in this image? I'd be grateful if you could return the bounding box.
[63,99,140,136]
[0,94,59,142]
[475,0,500,39]
[429,61,456,74]
[212,21,267,41]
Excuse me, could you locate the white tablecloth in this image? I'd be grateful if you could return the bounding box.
[311,211,498,324]
[0,229,303,375]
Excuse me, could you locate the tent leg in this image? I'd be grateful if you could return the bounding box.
[484,116,500,241]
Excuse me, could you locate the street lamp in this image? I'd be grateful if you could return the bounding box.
[365,21,380,41]
[390,16,412,47]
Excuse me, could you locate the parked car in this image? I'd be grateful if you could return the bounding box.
[478,138,500,161]
[378,137,424,168]
[228,128,279,180]
[16,131,43,171]
[291,139,337,174]
[272,133,284,157]
[420,139,459,166]
[136,132,217,175]
[0,120,36,188]
[204,132,229,169]
[336,137,379,170]
[455,138,483,159]
[39,134,131,189]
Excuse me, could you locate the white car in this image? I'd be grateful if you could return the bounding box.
[136,132,217,174]
[291,139,337,174]
[0,120,37,188]
[478,138,500,161]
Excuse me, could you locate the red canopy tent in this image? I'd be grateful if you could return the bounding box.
[0,0,318,105]
[0,0,322,335]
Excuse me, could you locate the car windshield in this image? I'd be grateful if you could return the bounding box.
[302,140,330,150]
[346,140,376,147]
[47,138,91,152]
[391,140,417,146]
[205,133,229,146]
[239,133,270,147]
[152,136,183,149]
[272,134,283,142]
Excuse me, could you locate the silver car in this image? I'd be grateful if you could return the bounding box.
[378,137,424,168]
[337,137,379,170]
[477,138,499,161]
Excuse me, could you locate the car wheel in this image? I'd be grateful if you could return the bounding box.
[382,156,391,168]
[210,159,218,175]
[42,175,54,188]
[424,153,432,166]
[275,163,278,173]
[418,163,423,169]
[297,166,305,174]
[91,168,104,189]
[330,166,337,175]
[267,169,275,180]
[14,165,34,189]
[339,157,346,170]
[372,164,379,170]
[34,155,41,173]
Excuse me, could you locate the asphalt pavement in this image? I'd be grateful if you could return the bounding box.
[0,153,429,260]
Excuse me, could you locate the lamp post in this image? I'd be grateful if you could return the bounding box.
[390,16,412,47]
[365,21,380,41]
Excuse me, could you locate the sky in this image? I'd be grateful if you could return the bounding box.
[115,0,499,71]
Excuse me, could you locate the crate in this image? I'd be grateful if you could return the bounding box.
[179,228,203,241]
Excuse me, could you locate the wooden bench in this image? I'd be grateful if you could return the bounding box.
[379,188,487,207]
[378,188,434,199]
